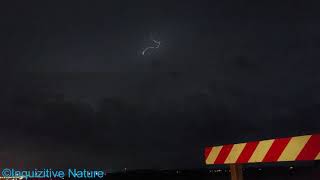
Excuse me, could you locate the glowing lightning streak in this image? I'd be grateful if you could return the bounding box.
[142,46,154,56]
[153,39,160,48]
[142,39,160,56]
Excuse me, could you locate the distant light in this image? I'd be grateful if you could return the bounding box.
[258,168,262,171]
[289,166,294,170]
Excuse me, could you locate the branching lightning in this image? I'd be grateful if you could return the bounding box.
[153,39,160,48]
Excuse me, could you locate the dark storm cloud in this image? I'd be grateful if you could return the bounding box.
[1,0,320,169]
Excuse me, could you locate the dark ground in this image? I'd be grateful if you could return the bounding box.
[27,162,320,180]
[106,164,320,180]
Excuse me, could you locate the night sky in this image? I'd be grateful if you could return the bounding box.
[1,0,320,170]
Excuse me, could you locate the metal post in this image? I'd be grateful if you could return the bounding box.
[230,164,243,180]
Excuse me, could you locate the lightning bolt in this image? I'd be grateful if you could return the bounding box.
[142,46,154,56]
[153,39,160,48]
[142,39,161,56]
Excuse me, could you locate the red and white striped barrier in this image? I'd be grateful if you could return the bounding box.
[205,134,320,165]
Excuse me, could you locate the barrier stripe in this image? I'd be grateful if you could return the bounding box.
[278,135,311,161]
[248,139,274,163]
[263,137,291,162]
[204,147,212,160]
[214,144,234,164]
[236,141,259,163]
[296,134,320,160]
[205,146,223,164]
[316,152,320,160]
[225,143,246,164]
[205,133,320,165]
